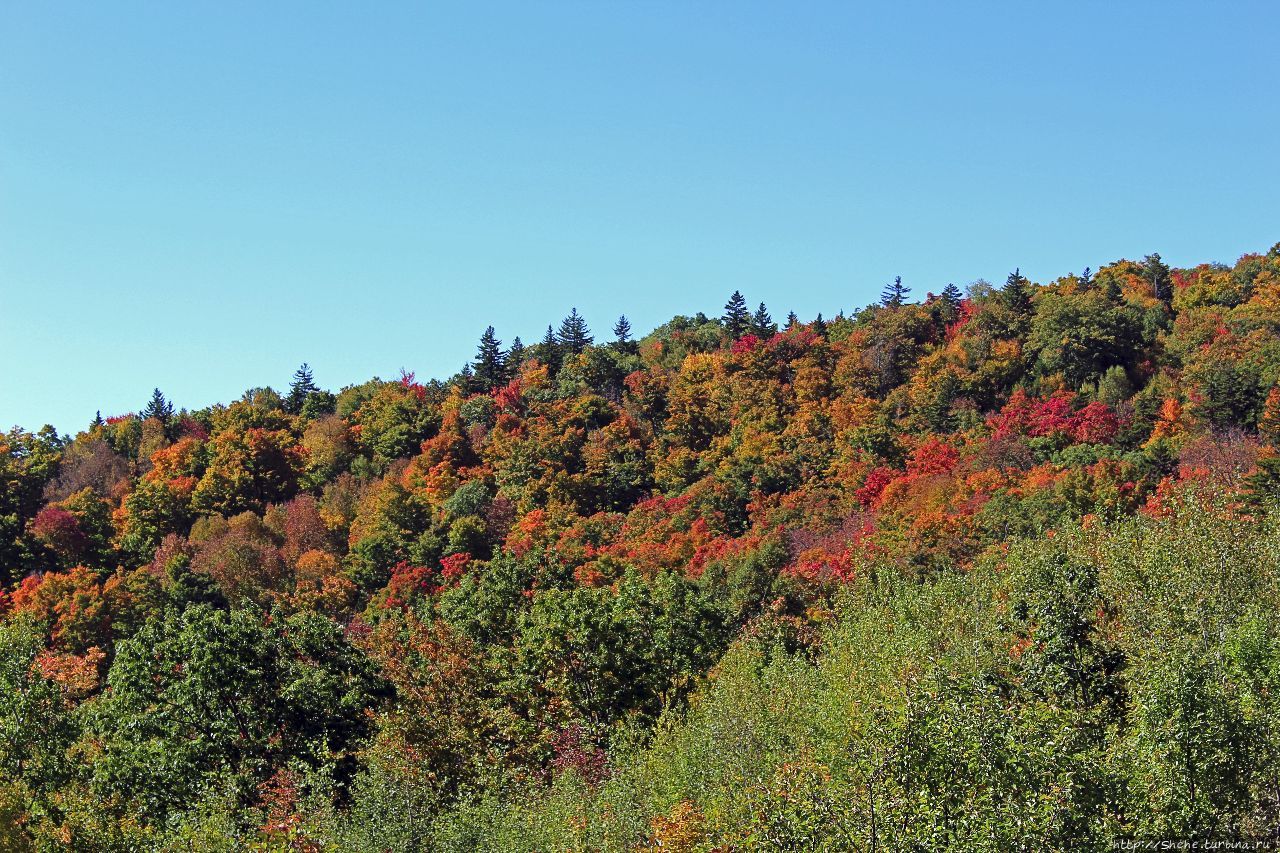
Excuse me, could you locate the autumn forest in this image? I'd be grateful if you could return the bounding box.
[5,246,1280,849]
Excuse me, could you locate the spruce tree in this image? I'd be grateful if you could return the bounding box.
[286,363,318,414]
[506,337,525,375]
[91,410,105,430]
[613,315,632,344]
[1001,268,1033,314]
[1079,267,1093,290]
[1144,253,1172,304]
[786,311,799,330]
[941,283,963,312]
[723,291,750,339]
[539,324,561,369]
[142,388,174,425]
[881,276,910,308]
[812,313,827,336]
[751,303,774,337]
[557,308,593,355]
[473,326,506,390]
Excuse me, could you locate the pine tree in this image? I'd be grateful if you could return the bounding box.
[941,283,963,312]
[723,291,750,339]
[786,311,799,330]
[812,313,827,336]
[506,337,525,375]
[539,324,561,370]
[557,308,593,355]
[881,276,910,308]
[286,363,318,414]
[751,303,774,337]
[613,315,632,344]
[1144,253,1172,304]
[142,388,174,425]
[91,410,105,430]
[1001,268,1033,314]
[458,363,476,393]
[1079,267,1093,289]
[473,326,506,391]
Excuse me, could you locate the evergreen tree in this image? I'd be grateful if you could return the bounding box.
[613,315,632,344]
[506,337,525,375]
[142,388,174,425]
[881,276,910,308]
[457,363,476,393]
[812,313,827,337]
[91,410,105,429]
[539,324,561,370]
[723,291,750,339]
[473,326,506,391]
[751,303,775,337]
[1144,253,1172,304]
[786,311,799,330]
[941,282,963,313]
[1079,267,1094,289]
[557,308,593,355]
[286,363,319,414]
[1001,268,1033,314]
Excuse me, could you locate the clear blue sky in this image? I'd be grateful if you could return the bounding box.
[2,1,1277,435]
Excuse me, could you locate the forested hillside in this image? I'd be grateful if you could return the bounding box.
[4,246,1280,849]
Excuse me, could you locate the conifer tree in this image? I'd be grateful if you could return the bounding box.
[142,388,174,425]
[812,313,827,336]
[786,311,799,330]
[723,291,750,339]
[1079,267,1094,289]
[539,324,561,370]
[940,282,963,313]
[751,303,775,337]
[557,308,593,355]
[286,363,319,414]
[91,410,105,429]
[473,326,506,391]
[613,315,632,344]
[1001,268,1033,314]
[881,276,910,308]
[506,337,525,375]
[1144,253,1172,304]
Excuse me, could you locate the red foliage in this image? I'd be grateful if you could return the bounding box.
[906,438,959,476]
[855,467,896,508]
[730,334,761,355]
[439,552,471,581]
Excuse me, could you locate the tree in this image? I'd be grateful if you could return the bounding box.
[1144,253,1172,304]
[941,283,963,313]
[285,363,319,414]
[1001,268,1033,314]
[613,315,632,344]
[812,313,827,336]
[723,291,750,339]
[881,276,910,308]
[87,605,387,828]
[786,311,799,330]
[506,336,525,374]
[141,389,174,425]
[557,309,593,355]
[751,303,775,337]
[473,326,506,391]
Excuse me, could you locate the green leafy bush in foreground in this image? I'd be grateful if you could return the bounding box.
[385,500,1280,851]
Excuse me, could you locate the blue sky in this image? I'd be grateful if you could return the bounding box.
[2,1,1277,434]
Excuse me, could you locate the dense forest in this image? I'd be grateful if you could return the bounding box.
[4,246,1280,849]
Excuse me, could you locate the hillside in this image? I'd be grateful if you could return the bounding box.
[4,246,1280,848]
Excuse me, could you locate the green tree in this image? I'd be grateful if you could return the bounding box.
[557,309,593,355]
[285,363,319,414]
[881,276,910,308]
[473,326,506,391]
[722,291,750,339]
